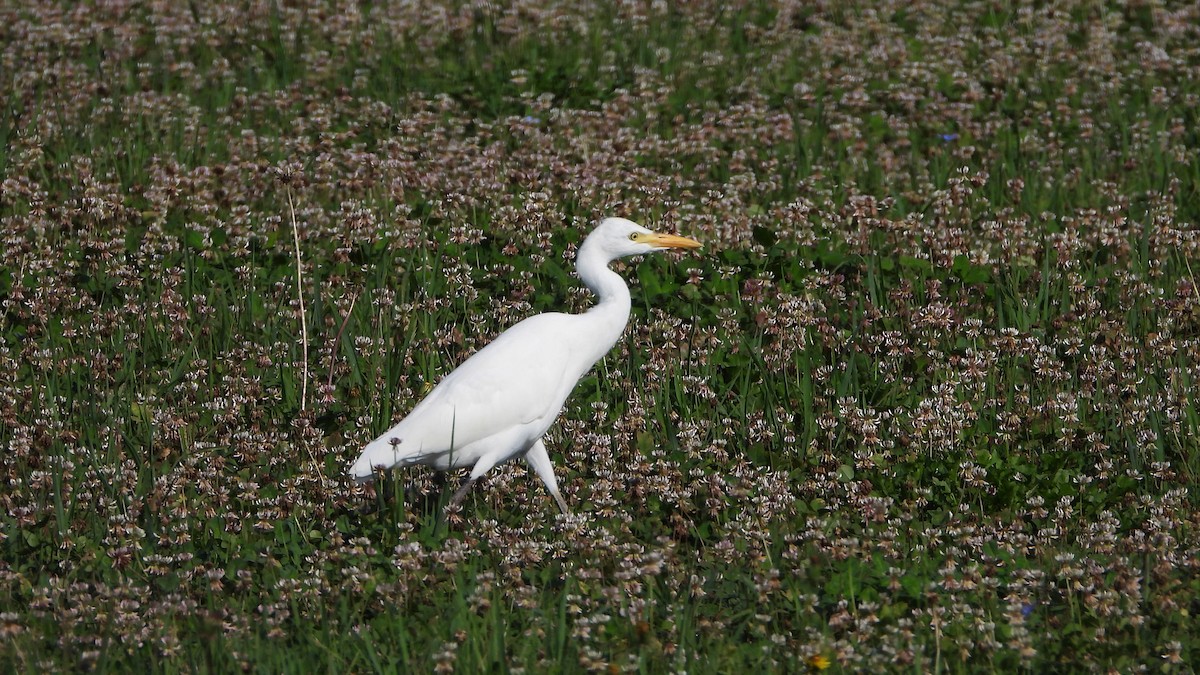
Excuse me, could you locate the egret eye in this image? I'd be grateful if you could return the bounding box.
[629,233,640,241]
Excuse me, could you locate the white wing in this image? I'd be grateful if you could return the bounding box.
[350,312,587,477]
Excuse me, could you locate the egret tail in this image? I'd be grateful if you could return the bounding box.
[349,437,405,482]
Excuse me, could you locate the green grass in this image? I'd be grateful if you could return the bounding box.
[2,0,1200,672]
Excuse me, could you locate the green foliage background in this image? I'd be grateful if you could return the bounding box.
[1,1,1198,672]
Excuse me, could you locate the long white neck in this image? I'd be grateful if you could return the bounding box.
[574,236,632,362]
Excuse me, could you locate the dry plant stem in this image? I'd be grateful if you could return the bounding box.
[1183,253,1200,302]
[287,187,309,411]
[934,621,942,675]
[326,292,359,392]
[286,187,326,483]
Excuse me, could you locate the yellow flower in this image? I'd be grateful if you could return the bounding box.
[807,653,831,670]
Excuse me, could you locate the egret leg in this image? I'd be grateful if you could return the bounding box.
[444,436,531,513]
[525,439,570,515]
[448,477,477,510]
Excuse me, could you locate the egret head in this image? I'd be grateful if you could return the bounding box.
[588,217,703,260]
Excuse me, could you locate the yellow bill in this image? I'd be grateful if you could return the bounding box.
[640,232,703,250]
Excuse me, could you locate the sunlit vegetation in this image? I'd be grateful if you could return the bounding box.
[2,1,1198,671]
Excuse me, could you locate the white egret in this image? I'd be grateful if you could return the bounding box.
[349,217,702,513]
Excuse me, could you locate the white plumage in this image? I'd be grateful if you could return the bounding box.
[348,217,702,513]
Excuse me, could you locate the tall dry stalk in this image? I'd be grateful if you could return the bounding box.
[286,187,309,411]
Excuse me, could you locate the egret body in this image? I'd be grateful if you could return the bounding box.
[348,218,701,513]
[348,219,700,509]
